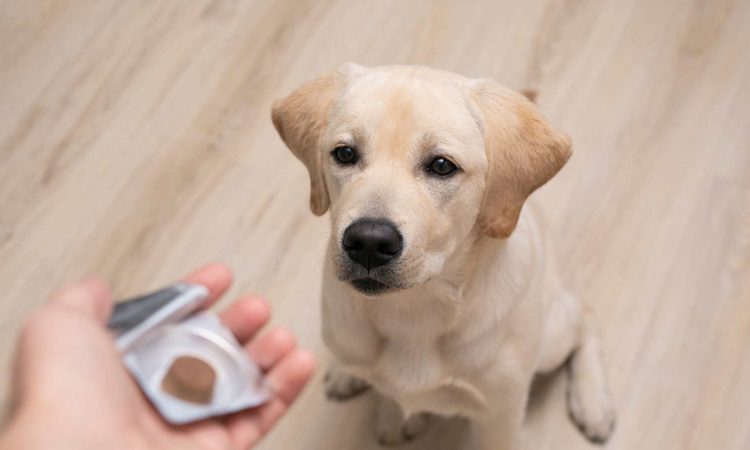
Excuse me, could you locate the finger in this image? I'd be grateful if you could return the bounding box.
[219,296,270,344]
[182,263,233,308]
[265,349,316,405]
[226,350,316,448]
[247,327,297,371]
[48,278,112,323]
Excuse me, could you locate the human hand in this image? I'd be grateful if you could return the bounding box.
[0,264,315,450]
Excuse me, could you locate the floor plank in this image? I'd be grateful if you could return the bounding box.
[0,1,748,448]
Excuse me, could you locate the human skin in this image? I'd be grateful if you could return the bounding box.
[0,263,315,450]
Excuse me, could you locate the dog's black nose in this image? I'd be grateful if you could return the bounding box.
[342,219,403,270]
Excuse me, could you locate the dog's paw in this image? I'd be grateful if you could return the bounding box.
[567,379,616,444]
[377,413,429,446]
[324,367,370,401]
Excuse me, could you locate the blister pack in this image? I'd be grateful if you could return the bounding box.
[108,283,269,424]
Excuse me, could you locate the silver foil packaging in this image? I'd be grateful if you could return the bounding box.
[108,283,269,424]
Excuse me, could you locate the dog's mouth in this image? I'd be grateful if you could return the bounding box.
[349,278,391,296]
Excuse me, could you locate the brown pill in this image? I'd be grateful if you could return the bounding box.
[161,355,216,404]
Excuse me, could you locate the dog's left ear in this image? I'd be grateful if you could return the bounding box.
[469,80,572,239]
[272,64,363,215]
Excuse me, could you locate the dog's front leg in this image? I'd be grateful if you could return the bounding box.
[474,380,529,450]
[324,362,370,401]
[375,394,429,446]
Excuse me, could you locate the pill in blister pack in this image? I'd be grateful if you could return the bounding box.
[108,283,270,425]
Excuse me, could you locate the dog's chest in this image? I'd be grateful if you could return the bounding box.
[374,314,494,416]
[328,296,494,416]
[372,313,448,387]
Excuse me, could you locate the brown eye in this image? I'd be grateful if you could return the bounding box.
[428,157,458,176]
[332,146,357,165]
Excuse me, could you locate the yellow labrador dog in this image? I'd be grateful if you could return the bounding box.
[272,64,615,449]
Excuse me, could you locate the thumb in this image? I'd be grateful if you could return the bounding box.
[48,278,113,324]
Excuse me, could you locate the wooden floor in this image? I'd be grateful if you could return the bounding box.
[1,0,749,448]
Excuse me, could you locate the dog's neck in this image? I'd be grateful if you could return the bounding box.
[350,210,537,328]
[435,206,537,288]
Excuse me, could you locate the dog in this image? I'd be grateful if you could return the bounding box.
[272,64,615,449]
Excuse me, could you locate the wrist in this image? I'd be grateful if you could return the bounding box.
[0,416,31,450]
[0,410,141,450]
[1,396,164,450]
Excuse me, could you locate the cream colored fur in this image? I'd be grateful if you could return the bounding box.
[273,64,615,449]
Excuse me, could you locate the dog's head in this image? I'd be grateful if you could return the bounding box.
[272,64,570,296]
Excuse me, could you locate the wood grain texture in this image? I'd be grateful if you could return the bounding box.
[1,0,749,449]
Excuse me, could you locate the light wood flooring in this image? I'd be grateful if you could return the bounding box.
[1,1,749,448]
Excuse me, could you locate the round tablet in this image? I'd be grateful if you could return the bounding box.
[161,355,216,404]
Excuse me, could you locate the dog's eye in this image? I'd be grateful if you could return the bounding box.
[332,146,358,165]
[427,157,458,176]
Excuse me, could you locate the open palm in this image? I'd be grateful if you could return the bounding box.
[4,264,315,450]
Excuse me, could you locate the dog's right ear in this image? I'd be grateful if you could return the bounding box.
[272,64,363,215]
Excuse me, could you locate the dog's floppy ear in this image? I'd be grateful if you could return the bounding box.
[520,89,538,103]
[272,64,362,215]
[469,80,572,239]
